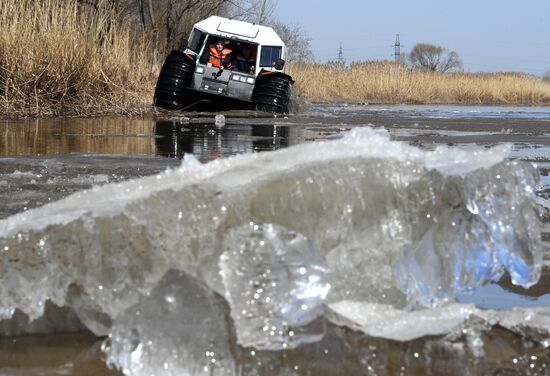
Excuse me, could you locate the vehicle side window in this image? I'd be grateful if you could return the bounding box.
[259,46,282,67]
[189,29,206,52]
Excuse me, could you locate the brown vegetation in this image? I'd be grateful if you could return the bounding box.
[0,0,235,118]
[0,0,156,118]
[289,62,550,106]
[408,43,462,73]
[2,0,550,118]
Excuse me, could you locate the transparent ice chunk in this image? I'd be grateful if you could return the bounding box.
[220,223,331,350]
[393,161,542,308]
[105,270,235,376]
[0,128,544,356]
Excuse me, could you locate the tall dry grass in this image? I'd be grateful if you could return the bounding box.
[2,1,550,118]
[289,62,550,106]
[0,0,155,117]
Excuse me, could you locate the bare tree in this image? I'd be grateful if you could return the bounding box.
[88,0,234,51]
[144,0,234,51]
[543,71,550,82]
[230,0,277,24]
[230,0,314,63]
[270,21,314,63]
[408,43,462,73]
[95,0,313,65]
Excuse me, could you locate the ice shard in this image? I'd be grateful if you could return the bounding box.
[105,270,235,376]
[326,299,550,344]
[0,127,544,345]
[326,301,480,341]
[392,159,542,307]
[220,223,330,350]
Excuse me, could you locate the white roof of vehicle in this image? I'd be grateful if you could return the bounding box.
[194,16,284,46]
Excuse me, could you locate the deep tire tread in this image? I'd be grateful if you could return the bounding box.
[252,74,292,114]
[154,50,195,110]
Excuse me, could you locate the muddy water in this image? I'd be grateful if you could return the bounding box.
[1,105,550,375]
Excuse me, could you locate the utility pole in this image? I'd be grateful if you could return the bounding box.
[337,43,345,67]
[394,34,401,64]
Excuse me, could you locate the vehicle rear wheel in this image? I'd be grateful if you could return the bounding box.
[154,51,195,110]
[252,74,293,114]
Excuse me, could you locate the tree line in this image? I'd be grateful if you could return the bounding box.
[71,1,550,79]
[74,0,313,64]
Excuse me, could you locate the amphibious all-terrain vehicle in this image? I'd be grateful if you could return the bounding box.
[153,16,293,113]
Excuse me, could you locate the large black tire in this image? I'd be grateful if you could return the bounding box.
[252,73,293,114]
[154,51,195,110]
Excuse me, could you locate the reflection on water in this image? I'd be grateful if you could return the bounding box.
[1,324,549,376]
[1,118,294,163]
[0,332,120,376]
[1,118,156,156]
[154,120,289,162]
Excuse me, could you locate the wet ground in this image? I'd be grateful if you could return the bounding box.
[1,104,550,375]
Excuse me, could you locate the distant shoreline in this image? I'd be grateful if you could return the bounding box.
[4,98,550,120]
[4,64,550,119]
[304,100,550,108]
[289,62,550,109]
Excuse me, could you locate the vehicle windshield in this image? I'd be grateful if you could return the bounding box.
[198,37,258,74]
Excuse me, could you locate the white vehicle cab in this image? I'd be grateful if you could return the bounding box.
[154,16,293,113]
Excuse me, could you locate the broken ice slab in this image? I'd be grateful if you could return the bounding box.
[105,270,235,376]
[492,307,550,344]
[228,317,544,375]
[326,301,480,341]
[0,127,543,331]
[220,223,330,350]
[392,158,542,308]
[327,299,550,346]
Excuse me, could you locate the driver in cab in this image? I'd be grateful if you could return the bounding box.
[200,39,232,71]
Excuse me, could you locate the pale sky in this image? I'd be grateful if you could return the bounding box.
[275,0,550,75]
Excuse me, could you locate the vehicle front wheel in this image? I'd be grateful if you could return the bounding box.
[252,73,293,114]
[153,51,195,110]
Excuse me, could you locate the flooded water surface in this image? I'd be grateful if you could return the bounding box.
[1,105,550,375]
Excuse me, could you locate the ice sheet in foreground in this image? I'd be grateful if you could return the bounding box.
[0,127,546,371]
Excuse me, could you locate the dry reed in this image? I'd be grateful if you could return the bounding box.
[289,62,550,106]
[2,0,550,118]
[0,0,155,118]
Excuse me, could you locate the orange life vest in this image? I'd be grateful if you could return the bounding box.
[209,46,232,69]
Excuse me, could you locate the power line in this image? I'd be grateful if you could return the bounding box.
[315,45,393,53]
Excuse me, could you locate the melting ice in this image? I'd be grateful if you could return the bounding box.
[0,127,546,374]
[220,223,330,350]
